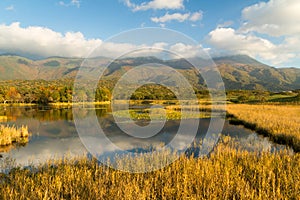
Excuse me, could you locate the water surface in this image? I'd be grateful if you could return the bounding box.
[0,105,291,167]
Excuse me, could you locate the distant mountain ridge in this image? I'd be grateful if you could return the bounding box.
[0,54,299,91]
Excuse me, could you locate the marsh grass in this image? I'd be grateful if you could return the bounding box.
[0,125,29,146]
[0,138,299,200]
[112,107,215,120]
[1,104,299,199]
[0,116,8,122]
[227,104,300,152]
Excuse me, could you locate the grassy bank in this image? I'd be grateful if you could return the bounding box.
[0,125,29,146]
[51,101,111,106]
[0,139,299,200]
[227,104,300,152]
[0,101,111,107]
[0,103,36,107]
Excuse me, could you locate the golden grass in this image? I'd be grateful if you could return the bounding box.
[0,140,299,200]
[112,108,212,120]
[0,116,8,122]
[165,104,225,112]
[227,104,300,152]
[0,125,29,146]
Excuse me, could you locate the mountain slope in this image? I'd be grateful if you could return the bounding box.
[0,55,84,80]
[0,55,299,91]
[0,56,38,79]
[212,55,300,90]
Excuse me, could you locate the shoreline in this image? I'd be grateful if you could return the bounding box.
[0,101,111,107]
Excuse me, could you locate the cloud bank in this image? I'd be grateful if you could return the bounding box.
[207,0,300,66]
[0,22,206,59]
[0,22,101,58]
[240,0,300,36]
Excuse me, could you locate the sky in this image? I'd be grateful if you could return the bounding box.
[0,0,299,67]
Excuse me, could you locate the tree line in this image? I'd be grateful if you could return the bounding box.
[0,79,111,104]
[1,79,297,105]
[0,79,190,104]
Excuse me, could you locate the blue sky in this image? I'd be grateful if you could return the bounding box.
[0,0,299,67]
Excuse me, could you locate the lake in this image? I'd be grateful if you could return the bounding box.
[0,105,292,168]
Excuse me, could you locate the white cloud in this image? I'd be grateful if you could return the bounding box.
[207,28,275,56]
[59,0,80,8]
[123,0,135,8]
[169,43,206,58]
[189,11,202,22]
[59,1,66,6]
[217,20,234,28]
[5,5,14,11]
[113,42,207,59]
[159,23,166,28]
[240,0,300,36]
[207,27,299,65]
[0,22,101,58]
[71,0,80,7]
[124,0,184,11]
[152,42,168,49]
[151,13,190,23]
[205,0,300,66]
[151,11,202,23]
[0,22,182,59]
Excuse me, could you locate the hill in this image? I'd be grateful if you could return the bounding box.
[213,55,300,91]
[0,54,299,91]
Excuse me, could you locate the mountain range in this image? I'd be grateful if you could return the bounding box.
[0,54,299,91]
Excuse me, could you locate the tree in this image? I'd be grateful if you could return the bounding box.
[237,94,249,103]
[76,90,88,102]
[0,94,4,103]
[5,87,21,103]
[59,87,71,103]
[95,87,111,102]
[24,93,36,104]
[50,91,61,103]
[37,89,50,105]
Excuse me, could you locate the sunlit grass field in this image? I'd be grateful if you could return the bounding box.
[227,104,300,152]
[0,138,299,200]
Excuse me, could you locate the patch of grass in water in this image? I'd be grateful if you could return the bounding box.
[112,108,213,120]
[0,125,30,146]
